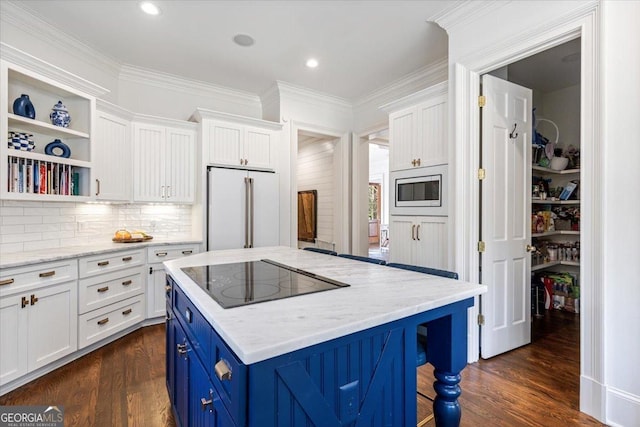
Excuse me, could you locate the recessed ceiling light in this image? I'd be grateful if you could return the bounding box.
[233,34,255,47]
[306,58,319,69]
[140,1,161,16]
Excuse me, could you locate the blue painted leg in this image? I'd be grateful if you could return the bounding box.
[433,370,462,427]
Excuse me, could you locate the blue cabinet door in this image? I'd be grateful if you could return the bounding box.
[166,306,175,405]
[190,352,235,427]
[173,315,190,427]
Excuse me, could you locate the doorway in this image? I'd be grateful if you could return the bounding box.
[479,37,582,358]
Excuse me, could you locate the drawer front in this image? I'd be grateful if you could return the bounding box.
[78,295,145,349]
[0,259,77,297]
[78,266,145,314]
[210,328,247,427]
[173,285,211,366]
[147,244,199,263]
[79,249,145,278]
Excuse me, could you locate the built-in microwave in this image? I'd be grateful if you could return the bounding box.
[390,164,448,216]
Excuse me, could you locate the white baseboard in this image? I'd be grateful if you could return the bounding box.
[580,375,606,423]
[606,387,640,427]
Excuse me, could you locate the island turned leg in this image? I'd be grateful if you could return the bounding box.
[425,309,468,427]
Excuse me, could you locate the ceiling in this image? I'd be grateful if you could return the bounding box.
[9,0,452,101]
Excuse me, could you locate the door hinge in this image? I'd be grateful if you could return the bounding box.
[478,168,486,180]
[478,313,485,325]
[478,241,486,252]
[478,95,486,107]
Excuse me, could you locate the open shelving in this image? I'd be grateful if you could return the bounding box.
[1,60,95,201]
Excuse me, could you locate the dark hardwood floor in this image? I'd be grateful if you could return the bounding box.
[1,310,605,426]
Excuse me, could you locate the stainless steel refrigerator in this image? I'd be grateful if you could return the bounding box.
[207,167,279,250]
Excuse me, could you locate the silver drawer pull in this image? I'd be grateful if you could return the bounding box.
[156,252,168,257]
[177,343,187,355]
[122,308,132,316]
[97,286,109,293]
[97,261,109,267]
[97,318,109,326]
[0,278,14,286]
[214,359,232,381]
[39,271,55,278]
[182,250,193,255]
[122,280,132,286]
[122,256,133,262]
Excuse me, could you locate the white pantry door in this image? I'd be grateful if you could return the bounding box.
[480,75,532,358]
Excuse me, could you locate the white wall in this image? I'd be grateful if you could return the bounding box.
[297,136,337,248]
[540,84,581,151]
[0,200,193,254]
[602,1,640,425]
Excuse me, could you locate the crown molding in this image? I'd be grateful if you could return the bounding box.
[353,58,448,109]
[132,112,198,130]
[275,81,353,113]
[430,0,508,33]
[96,99,134,120]
[0,43,109,97]
[379,81,448,113]
[119,64,262,113]
[190,108,282,130]
[1,1,121,78]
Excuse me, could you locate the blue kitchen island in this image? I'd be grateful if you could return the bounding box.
[163,247,486,427]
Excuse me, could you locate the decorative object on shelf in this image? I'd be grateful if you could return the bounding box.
[12,94,36,119]
[49,100,71,127]
[44,138,71,158]
[7,131,35,151]
[550,156,569,171]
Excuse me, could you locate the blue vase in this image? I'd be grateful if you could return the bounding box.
[50,101,71,128]
[12,94,36,119]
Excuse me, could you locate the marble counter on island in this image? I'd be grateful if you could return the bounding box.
[164,246,486,427]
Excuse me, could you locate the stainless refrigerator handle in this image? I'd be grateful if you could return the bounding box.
[248,177,254,248]
[244,176,250,248]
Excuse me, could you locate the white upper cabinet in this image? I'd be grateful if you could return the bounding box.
[93,102,132,201]
[384,82,448,172]
[1,60,101,201]
[192,109,282,171]
[132,117,197,203]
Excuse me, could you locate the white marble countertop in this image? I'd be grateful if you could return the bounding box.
[164,246,487,365]
[0,238,203,269]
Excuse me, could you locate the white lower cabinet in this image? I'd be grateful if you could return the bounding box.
[0,260,78,387]
[78,249,146,349]
[146,244,199,319]
[389,215,449,269]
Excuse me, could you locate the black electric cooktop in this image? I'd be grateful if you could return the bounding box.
[180,259,350,309]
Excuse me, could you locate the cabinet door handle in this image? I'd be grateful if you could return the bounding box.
[244,158,248,165]
[416,224,421,241]
[21,296,29,308]
[122,280,132,286]
[165,285,172,293]
[177,343,187,355]
[166,185,171,198]
[39,271,55,278]
[161,186,166,198]
[416,158,421,167]
[239,158,244,165]
[122,256,132,262]
[97,318,109,326]
[0,278,14,286]
[122,308,132,316]
[181,250,192,255]
[97,261,109,267]
[411,224,416,240]
[95,178,101,196]
[214,359,232,381]
[411,159,416,167]
[30,294,38,305]
[155,252,168,257]
[97,286,109,293]
[200,390,214,411]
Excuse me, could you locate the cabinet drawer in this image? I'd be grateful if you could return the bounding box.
[147,244,198,263]
[210,327,247,427]
[173,285,211,365]
[78,295,145,349]
[78,266,145,314]
[0,259,77,297]
[79,249,145,278]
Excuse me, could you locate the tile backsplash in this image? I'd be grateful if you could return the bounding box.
[0,200,193,254]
